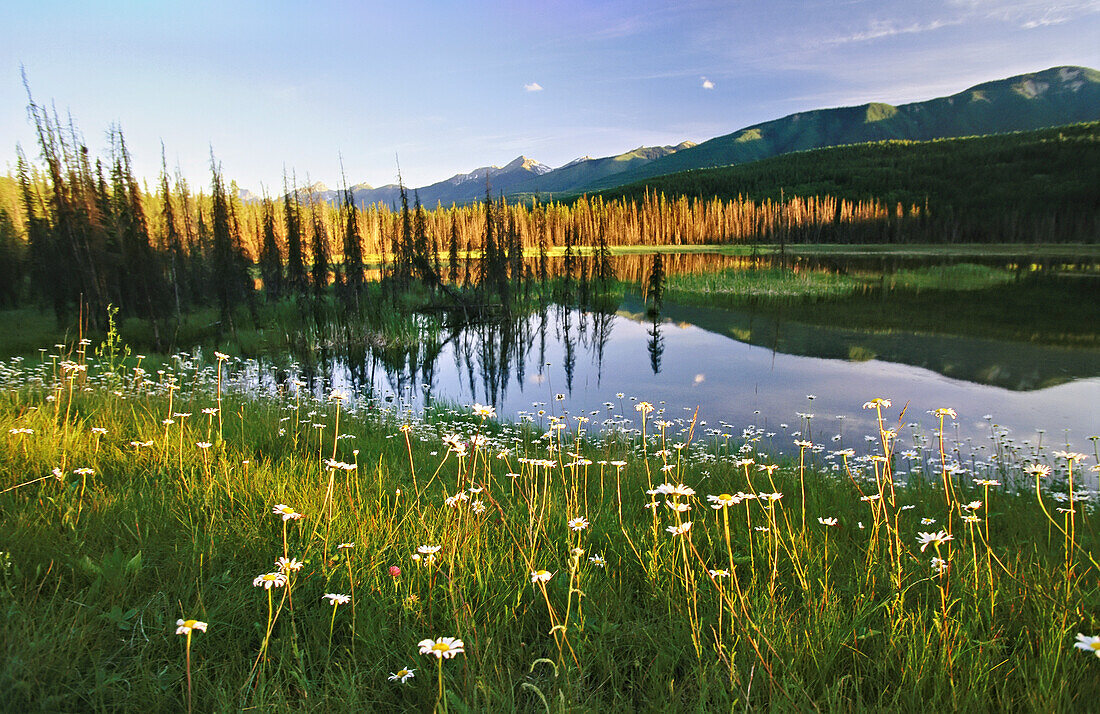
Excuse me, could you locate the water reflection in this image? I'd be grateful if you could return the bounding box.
[247,291,1098,456]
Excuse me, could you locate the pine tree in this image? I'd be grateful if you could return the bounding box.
[283,176,307,294]
[258,196,283,300]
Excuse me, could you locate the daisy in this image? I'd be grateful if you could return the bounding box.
[530,569,553,583]
[253,572,288,589]
[322,593,350,605]
[471,403,496,418]
[275,556,303,573]
[818,517,838,527]
[567,517,589,531]
[273,504,303,521]
[175,618,208,635]
[388,667,416,683]
[588,554,606,568]
[1074,634,1100,658]
[666,522,692,536]
[916,531,954,552]
[708,493,739,509]
[418,637,465,659]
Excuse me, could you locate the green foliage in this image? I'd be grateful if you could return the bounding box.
[1,346,1099,711]
[600,123,1100,242]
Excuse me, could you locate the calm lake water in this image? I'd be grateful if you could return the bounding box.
[250,284,1100,460]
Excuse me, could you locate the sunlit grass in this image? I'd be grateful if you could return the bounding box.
[1,344,1099,710]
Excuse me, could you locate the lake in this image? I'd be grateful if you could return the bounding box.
[239,261,1100,465]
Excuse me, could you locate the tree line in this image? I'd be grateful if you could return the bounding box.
[16,104,1085,333]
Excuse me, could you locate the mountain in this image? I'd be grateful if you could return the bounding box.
[300,144,697,208]
[504,142,696,196]
[583,66,1100,191]
[296,156,549,208]
[241,65,1099,207]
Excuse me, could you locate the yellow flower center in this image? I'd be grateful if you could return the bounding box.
[1091,642,1100,651]
[183,619,198,629]
[432,642,451,652]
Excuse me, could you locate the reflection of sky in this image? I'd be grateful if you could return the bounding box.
[311,307,1098,457]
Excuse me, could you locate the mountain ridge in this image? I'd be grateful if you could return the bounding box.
[240,65,1100,207]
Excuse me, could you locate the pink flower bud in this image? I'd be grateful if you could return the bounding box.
[389,565,401,578]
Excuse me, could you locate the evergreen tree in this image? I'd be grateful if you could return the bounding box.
[283,176,307,294]
[0,208,24,306]
[258,196,283,300]
[341,185,364,301]
[309,199,329,298]
[447,213,459,285]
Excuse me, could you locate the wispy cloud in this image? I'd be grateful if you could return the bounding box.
[701,77,715,89]
[524,82,543,92]
[823,18,959,45]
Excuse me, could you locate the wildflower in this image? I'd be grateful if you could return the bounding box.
[1054,451,1089,463]
[253,572,287,589]
[389,667,416,683]
[471,403,496,418]
[708,493,739,509]
[273,504,303,521]
[666,522,692,536]
[588,554,606,568]
[962,514,981,524]
[323,593,351,605]
[975,479,1001,487]
[275,556,303,573]
[1074,634,1100,658]
[709,568,730,578]
[175,618,208,635]
[530,569,553,583]
[214,351,230,361]
[962,501,982,511]
[862,398,891,410]
[567,517,589,531]
[418,637,465,659]
[196,441,212,449]
[860,494,881,502]
[389,566,401,578]
[635,402,654,415]
[933,408,957,419]
[921,517,937,525]
[818,517,838,527]
[665,501,691,513]
[931,557,948,574]
[916,531,954,552]
[417,545,441,556]
[91,427,107,435]
[337,542,355,550]
[73,467,94,476]
[1024,464,1052,478]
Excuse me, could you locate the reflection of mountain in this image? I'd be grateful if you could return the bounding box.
[618,296,1100,391]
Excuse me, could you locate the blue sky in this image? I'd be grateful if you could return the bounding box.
[3,0,1098,191]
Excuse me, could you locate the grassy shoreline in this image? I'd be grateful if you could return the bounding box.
[1,347,1099,710]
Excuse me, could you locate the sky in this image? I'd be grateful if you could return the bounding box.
[3,0,1098,192]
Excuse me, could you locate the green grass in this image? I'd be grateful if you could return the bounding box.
[1,344,1099,711]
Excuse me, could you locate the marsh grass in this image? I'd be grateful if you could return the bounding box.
[0,347,1099,711]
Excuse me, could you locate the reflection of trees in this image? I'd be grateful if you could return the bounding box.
[647,314,664,375]
[271,298,621,412]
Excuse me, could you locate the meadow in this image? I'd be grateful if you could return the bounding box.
[1,336,1099,712]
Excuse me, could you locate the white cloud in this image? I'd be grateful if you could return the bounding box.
[524,82,544,92]
[701,77,715,89]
